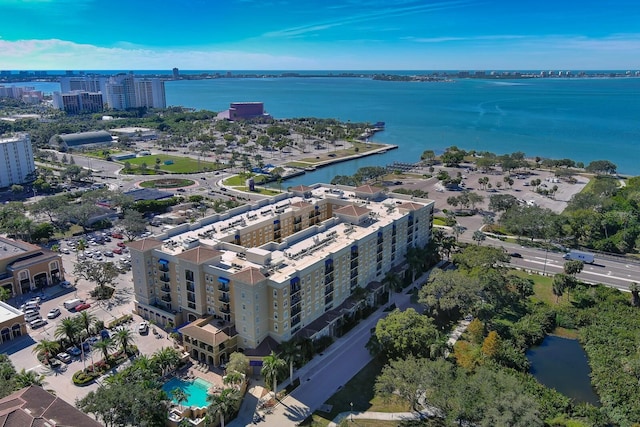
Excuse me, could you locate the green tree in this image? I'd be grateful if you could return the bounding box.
[0,287,10,302]
[153,347,180,376]
[225,352,250,376]
[552,274,569,302]
[481,331,502,359]
[279,339,301,382]
[0,354,17,398]
[114,327,136,355]
[93,338,115,361]
[223,371,244,389]
[206,387,241,427]
[118,209,147,240]
[371,308,440,360]
[32,339,60,366]
[419,270,482,318]
[55,317,80,346]
[172,387,189,411]
[78,310,96,338]
[260,351,286,394]
[73,260,119,299]
[14,369,46,388]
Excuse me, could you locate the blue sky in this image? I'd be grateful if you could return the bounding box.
[1,0,639,70]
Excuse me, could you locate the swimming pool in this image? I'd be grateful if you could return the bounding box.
[162,377,213,408]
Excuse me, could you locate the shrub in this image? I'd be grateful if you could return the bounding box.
[108,314,133,329]
[72,370,99,386]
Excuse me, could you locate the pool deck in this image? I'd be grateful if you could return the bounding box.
[178,360,226,393]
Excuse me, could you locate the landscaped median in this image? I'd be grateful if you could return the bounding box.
[72,346,139,386]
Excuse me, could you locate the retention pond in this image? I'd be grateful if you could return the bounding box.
[526,335,600,406]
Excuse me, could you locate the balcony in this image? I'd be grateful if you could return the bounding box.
[324,286,334,296]
[186,283,195,292]
[291,294,301,306]
[292,315,301,326]
[161,295,172,303]
[219,295,230,303]
[350,270,358,280]
[159,265,169,272]
[325,265,334,274]
[377,245,383,253]
[160,285,171,293]
[218,283,230,292]
[350,261,358,270]
[290,284,301,294]
[291,305,301,316]
[159,275,170,283]
[220,305,230,314]
[325,294,334,305]
[351,252,359,259]
[324,274,334,285]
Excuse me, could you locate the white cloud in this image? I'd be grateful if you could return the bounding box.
[0,38,320,69]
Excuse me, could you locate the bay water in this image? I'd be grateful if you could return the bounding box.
[166,77,640,180]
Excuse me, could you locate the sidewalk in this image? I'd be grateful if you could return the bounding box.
[328,410,433,427]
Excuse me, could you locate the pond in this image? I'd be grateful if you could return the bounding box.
[526,335,600,406]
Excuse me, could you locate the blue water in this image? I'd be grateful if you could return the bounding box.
[166,77,640,177]
[162,377,212,408]
[526,335,600,406]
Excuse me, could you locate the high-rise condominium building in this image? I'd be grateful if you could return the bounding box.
[135,79,166,109]
[52,91,103,114]
[128,184,434,365]
[0,133,35,188]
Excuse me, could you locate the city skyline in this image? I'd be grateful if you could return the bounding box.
[1,0,639,70]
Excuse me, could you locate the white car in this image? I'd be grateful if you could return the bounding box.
[47,308,61,319]
[138,321,149,334]
[61,248,70,254]
[29,318,47,329]
[57,352,72,363]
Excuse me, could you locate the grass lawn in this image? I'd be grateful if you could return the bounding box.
[301,358,410,427]
[120,154,221,174]
[509,270,573,306]
[53,224,84,239]
[236,186,281,195]
[139,178,195,189]
[224,173,268,186]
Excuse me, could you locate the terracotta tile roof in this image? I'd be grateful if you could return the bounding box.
[0,386,102,427]
[179,317,236,345]
[126,238,163,251]
[397,202,425,211]
[232,267,266,285]
[355,184,382,194]
[333,204,371,217]
[176,246,222,264]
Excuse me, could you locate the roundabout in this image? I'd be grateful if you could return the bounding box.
[138,178,196,189]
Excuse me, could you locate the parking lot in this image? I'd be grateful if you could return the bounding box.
[2,229,177,405]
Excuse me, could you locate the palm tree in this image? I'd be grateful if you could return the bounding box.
[14,368,46,388]
[55,317,80,346]
[172,387,189,411]
[114,327,136,355]
[78,310,96,338]
[207,388,241,427]
[260,351,286,396]
[93,337,114,362]
[154,347,180,376]
[32,339,60,366]
[279,340,300,383]
[405,246,423,284]
[382,271,401,294]
[223,371,244,390]
[76,239,87,260]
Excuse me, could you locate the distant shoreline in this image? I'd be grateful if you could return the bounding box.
[2,70,639,85]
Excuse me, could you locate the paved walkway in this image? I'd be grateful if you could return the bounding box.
[328,410,434,427]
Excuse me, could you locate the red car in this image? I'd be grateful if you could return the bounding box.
[112,247,123,255]
[75,303,91,312]
[117,242,126,248]
[112,233,124,239]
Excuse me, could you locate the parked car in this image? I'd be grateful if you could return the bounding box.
[100,329,110,340]
[26,297,41,305]
[57,352,72,363]
[103,251,114,257]
[138,321,149,334]
[66,346,82,357]
[75,303,91,312]
[112,248,123,255]
[117,242,126,248]
[60,280,73,289]
[112,232,124,239]
[47,308,61,319]
[29,319,47,329]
